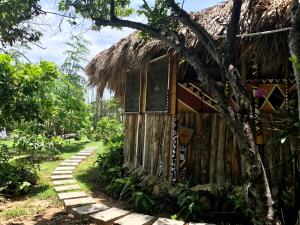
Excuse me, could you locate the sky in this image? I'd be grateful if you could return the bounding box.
[26,0,221,65]
[24,0,220,100]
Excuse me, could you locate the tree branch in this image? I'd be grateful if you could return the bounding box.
[93,16,240,132]
[166,0,222,66]
[110,0,117,20]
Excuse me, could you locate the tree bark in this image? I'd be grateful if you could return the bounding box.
[289,0,300,122]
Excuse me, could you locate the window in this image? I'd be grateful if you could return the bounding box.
[146,55,170,112]
[124,71,140,112]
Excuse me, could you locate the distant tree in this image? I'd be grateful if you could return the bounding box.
[0,0,42,46]
[0,53,90,135]
[61,33,91,85]
[0,54,58,128]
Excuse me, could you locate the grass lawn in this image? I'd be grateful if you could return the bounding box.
[74,142,104,192]
[0,138,103,221]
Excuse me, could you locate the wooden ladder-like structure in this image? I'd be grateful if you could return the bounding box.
[178,82,219,113]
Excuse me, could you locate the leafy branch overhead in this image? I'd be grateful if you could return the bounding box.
[0,0,42,46]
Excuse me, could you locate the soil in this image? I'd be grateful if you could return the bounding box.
[0,187,133,225]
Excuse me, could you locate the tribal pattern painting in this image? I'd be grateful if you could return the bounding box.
[171,116,178,184]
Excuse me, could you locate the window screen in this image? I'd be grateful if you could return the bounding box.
[146,55,170,112]
[125,71,140,112]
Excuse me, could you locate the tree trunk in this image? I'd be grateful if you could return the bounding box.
[289,0,300,122]
[289,2,300,222]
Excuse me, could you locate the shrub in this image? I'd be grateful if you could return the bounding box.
[13,131,61,157]
[175,182,214,221]
[0,144,37,196]
[106,175,156,213]
[95,142,124,183]
[93,117,124,144]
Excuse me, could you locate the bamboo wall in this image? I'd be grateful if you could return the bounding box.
[124,113,175,181]
[124,112,296,188]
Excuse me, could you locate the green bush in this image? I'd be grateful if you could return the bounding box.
[175,182,213,221]
[0,144,37,196]
[93,117,124,144]
[106,175,156,213]
[13,131,61,157]
[96,142,124,183]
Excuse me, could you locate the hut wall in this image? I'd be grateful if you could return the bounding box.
[177,113,294,190]
[124,113,175,182]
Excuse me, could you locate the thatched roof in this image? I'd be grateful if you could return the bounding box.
[86,0,291,98]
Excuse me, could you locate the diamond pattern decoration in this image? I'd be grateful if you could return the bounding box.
[268,86,285,109]
[258,84,285,112]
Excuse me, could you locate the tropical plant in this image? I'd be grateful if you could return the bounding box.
[93,116,124,143]
[0,144,37,196]
[12,131,61,157]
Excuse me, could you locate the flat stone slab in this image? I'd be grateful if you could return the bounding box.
[76,152,92,156]
[71,203,109,217]
[90,207,130,225]
[70,156,87,160]
[153,218,185,225]
[51,174,73,180]
[84,147,96,151]
[55,166,76,171]
[113,213,155,225]
[53,179,77,185]
[52,170,73,175]
[64,159,82,163]
[54,184,81,192]
[189,223,215,225]
[58,191,87,200]
[64,197,96,208]
[60,162,80,166]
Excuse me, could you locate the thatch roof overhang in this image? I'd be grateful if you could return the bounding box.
[85,0,291,99]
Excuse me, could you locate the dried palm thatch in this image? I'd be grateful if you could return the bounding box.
[85,0,291,99]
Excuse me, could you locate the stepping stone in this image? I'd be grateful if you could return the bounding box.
[85,147,96,151]
[90,207,130,225]
[51,174,73,180]
[77,152,92,156]
[189,223,215,225]
[58,191,87,200]
[113,213,155,225]
[70,156,87,160]
[153,218,185,225]
[71,203,109,217]
[54,184,81,192]
[52,170,73,175]
[55,166,76,171]
[53,179,77,185]
[64,159,82,163]
[60,162,80,166]
[64,197,96,208]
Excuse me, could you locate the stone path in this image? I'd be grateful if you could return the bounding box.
[52,147,214,225]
